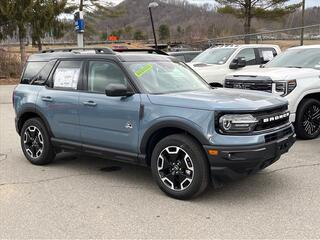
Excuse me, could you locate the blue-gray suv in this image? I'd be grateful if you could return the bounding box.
[13,48,295,199]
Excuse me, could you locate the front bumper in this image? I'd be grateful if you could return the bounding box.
[204,131,296,182]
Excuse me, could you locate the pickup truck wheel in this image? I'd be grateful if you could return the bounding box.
[296,98,320,140]
[20,118,55,165]
[151,134,209,200]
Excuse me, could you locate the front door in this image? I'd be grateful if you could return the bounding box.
[79,60,141,155]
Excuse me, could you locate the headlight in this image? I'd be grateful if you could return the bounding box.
[219,114,258,133]
[275,80,296,96]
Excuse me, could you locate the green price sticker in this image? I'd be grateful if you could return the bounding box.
[134,64,153,77]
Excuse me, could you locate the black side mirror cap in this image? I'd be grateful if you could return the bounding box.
[105,84,134,97]
[229,57,246,69]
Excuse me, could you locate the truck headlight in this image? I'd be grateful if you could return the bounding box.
[219,114,258,133]
[275,80,296,96]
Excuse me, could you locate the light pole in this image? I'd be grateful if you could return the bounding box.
[148,2,159,50]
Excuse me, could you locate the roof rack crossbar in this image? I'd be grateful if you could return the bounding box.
[40,48,115,54]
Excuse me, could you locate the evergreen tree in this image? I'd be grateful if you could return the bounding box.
[216,0,301,43]
[158,24,170,41]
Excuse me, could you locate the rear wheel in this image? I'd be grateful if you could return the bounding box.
[151,134,209,200]
[295,98,320,140]
[20,118,55,165]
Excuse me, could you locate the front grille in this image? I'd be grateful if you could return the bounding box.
[225,79,272,92]
[265,127,293,143]
[253,105,290,132]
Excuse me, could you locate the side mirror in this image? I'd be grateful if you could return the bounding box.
[229,57,246,69]
[105,83,134,97]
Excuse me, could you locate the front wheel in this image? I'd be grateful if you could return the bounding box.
[295,98,320,140]
[151,134,209,200]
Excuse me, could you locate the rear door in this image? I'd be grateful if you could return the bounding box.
[37,60,83,142]
[78,60,141,155]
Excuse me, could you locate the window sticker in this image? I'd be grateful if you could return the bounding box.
[262,51,274,61]
[134,64,153,78]
[53,68,80,89]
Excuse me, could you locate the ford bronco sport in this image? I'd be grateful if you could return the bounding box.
[13,48,295,199]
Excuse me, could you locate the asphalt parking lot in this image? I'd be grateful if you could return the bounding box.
[1,84,320,239]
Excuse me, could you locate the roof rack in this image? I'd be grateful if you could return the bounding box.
[40,48,115,54]
[113,48,168,56]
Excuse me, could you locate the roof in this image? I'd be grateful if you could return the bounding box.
[168,51,202,55]
[211,44,280,49]
[289,45,320,50]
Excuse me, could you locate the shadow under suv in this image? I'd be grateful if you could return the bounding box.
[13,48,295,199]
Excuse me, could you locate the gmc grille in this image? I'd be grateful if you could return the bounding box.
[225,79,272,92]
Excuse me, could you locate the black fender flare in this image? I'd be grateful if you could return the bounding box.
[139,118,210,154]
[16,106,54,137]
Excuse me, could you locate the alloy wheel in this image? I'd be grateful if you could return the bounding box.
[302,104,320,136]
[157,146,194,191]
[23,126,44,159]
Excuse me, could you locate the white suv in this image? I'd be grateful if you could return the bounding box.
[225,45,320,139]
[188,44,281,87]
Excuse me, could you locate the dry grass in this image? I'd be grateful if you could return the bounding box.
[0,50,21,84]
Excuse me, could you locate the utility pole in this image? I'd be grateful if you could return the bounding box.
[77,0,84,48]
[300,0,305,46]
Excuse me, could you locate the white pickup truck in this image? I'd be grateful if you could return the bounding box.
[224,45,320,139]
[188,44,281,87]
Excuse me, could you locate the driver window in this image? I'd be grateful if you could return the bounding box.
[235,48,257,65]
[88,61,127,93]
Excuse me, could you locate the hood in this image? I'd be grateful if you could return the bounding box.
[188,62,224,70]
[148,88,286,111]
[229,67,320,81]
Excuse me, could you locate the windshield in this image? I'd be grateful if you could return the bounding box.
[125,61,210,94]
[191,48,236,64]
[266,48,320,69]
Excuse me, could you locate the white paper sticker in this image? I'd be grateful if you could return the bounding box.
[53,68,80,89]
[262,51,274,61]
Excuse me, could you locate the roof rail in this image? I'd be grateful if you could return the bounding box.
[113,48,168,56]
[40,48,115,54]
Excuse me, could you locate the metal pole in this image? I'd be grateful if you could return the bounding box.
[77,0,84,48]
[300,0,305,46]
[149,7,158,49]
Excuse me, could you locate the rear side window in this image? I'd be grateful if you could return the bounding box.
[258,48,278,63]
[21,61,47,83]
[174,55,186,62]
[184,53,199,62]
[52,61,83,90]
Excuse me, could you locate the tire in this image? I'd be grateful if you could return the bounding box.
[151,134,209,200]
[20,118,55,165]
[295,98,320,140]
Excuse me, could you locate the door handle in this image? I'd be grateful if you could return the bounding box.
[41,96,53,102]
[83,100,97,107]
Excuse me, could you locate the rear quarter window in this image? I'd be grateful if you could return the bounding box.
[21,61,47,84]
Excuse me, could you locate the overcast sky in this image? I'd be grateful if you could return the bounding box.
[108,0,319,7]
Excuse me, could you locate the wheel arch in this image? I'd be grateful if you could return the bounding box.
[140,119,209,166]
[17,109,53,137]
[295,92,320,118]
